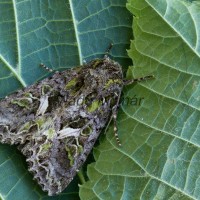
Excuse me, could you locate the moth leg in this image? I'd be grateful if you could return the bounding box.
[123,75,154,85]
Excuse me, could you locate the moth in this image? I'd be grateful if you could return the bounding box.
[0,47,153,195]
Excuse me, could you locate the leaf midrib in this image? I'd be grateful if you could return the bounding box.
[69,0,82,65]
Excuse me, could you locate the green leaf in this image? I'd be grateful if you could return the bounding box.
[80,0,200,199]
[0,0,132,199]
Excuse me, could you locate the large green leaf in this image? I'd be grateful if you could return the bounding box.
[80,0,200,199]
[0,0,132,199]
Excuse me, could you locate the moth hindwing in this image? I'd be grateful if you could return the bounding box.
[0,57,124,195]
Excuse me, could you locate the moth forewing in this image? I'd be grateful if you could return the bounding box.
[0,57,124,195]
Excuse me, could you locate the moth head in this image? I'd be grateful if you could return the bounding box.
[80,58,124,114]
[103,58,124,91]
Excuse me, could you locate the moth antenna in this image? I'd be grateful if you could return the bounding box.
[104,43,113,59]
[112,111,122,146]
[103,92,122,146]
[40,63,54,72]
[111,92,122,146]
[123,75,154,85]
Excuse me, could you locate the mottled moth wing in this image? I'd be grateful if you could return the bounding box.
[0,58,124,195]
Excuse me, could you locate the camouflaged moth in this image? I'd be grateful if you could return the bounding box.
[0,48,153,195]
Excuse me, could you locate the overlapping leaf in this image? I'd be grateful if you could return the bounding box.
[80,0,200,199]
[0,0,132,199]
